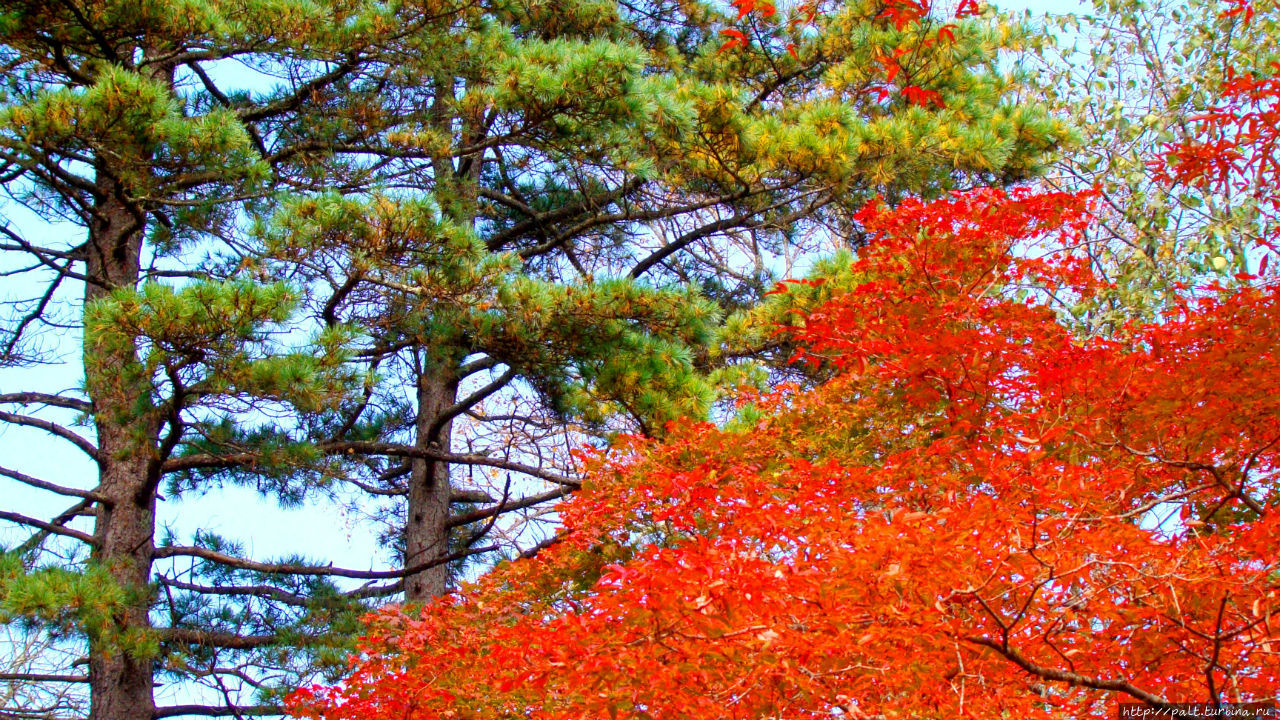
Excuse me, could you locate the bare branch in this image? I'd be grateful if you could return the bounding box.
[0,411,99,460]
[518,534,564,560]
[0,510,96,545]
[968,636,1174,709]
[0,393,92,413]
[448,486,571,529]
[452,488,496,504]
[237,55,361,122]
[12,499,97,554]
[629,188,827,279]
[425,367,517,442]
[0,465,104,502]
[0,673,88,683]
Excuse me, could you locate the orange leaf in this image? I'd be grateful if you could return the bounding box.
[719,27,747,51]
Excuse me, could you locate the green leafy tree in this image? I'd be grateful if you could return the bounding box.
[1022,0,1280,330]
[0,0,1067,718]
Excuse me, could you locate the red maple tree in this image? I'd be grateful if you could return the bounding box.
[289,39,1280,720]
[289,179,1280,718]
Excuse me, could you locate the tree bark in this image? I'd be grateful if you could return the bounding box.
[83,172,158,720]
[403,71,474,603]
[404,368,459,602]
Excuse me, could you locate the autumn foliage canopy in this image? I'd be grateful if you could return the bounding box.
[290,23,1280,720]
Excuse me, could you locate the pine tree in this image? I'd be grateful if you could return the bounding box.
[0,0,1067,718]
[0,2,454,717]
[248,0,1073,604]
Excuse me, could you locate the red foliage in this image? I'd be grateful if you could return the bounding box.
[878,0,931,31]
[900,84,944,107]
[290,185,1280,720]
[719,27,748,51]
[724,0,962,108]
[1220,0,1256,21]
[1150,62,1280,257]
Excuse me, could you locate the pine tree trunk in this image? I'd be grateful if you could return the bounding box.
[404,369,459,602]
[403,73,475,604]
[84,179,158,720]
[86,452,156,720]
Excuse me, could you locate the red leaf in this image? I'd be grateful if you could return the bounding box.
[901,85,944,107]
[719,27,747,51]
[1220,0,1255,22]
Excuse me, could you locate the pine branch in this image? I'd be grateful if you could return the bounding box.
[157,578,309,607]
[0,465,105,502]
[183,61,269,158]
[0,411,99,460]
[457,355,500,377]
[159,575,407,605]
[488,178,646,253]
[515,185,766,260]
[0,509,95,546]
[163,442,580,487]
[152,704,279,718]
[157,629,280,650]
[152,544,498,579]
[341,474,408,496]
[320,274,361,327]
[54,0,121,62]
[0,393,92,413]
